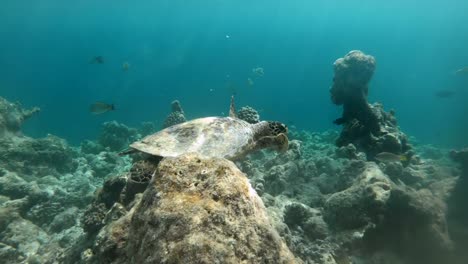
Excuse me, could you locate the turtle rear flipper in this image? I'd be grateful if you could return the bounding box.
[256,133,289,152]
[119,148,137,156]
[229,95,237,118]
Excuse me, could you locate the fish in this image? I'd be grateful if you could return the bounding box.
[375,152,407,163]
[454,67,468,75]
[90,56,104,64]
[434,89,456,98]
[90,102,115,114]
[252,67,264,77]
[122,62,130,71]
[247,78,254,86]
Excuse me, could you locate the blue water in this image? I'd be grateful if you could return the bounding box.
[1,0,467,147]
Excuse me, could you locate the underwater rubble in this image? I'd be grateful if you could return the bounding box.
[1,50,467,264]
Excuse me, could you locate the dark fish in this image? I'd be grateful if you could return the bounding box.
[434,90,455,98]
[90,56,104,64]
[375,152,407,162]
[90,102,115,114]
[122,62,130,71]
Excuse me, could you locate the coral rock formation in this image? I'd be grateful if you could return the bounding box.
[237,106,261,124]
[87,153,299,263]
[0,97,40,138]
[163,100,186,128]
[330,51,411,160]
[98,121,139,152]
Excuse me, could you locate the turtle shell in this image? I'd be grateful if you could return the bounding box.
[130,117,255,160]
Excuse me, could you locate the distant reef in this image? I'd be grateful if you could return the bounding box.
[1,56,467,264]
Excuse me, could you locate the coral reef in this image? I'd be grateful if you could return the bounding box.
[80,160,159,236]
[163,100,186,128]
[138,121,156,137]
[0,96,132,263]
[448,148,468,261]
[237,106,260,124]
[97,121,139,152]
[0,134,77,177]
[330,51,411,160]
[238,128,459,263]
[0,94,466,264]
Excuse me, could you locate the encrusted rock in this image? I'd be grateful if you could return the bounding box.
[91,153,300,263]
[364,187,453,264]
[49,207,79,233]
[324,163,391,230]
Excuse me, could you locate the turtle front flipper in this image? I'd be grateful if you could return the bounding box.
[256,133,289,153]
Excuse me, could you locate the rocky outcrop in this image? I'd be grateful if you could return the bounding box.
[0,97,39,138]
[85,153,300,263]
[330,51,411,160]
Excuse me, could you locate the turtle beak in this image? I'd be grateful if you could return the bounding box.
[277,133,289,153]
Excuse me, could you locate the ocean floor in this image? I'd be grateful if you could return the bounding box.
[0,95,467,264]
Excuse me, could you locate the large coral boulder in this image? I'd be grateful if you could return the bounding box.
[324,163,392,230]
[91,153,299,264]
[364,187,454,264]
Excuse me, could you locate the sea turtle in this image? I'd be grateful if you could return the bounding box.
[123,96,288,160]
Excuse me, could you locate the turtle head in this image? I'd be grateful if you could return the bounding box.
[267,121,288,136]
[253,121,289,153]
